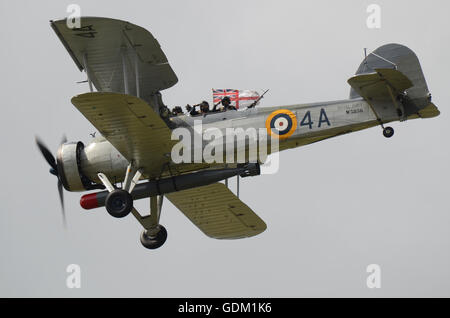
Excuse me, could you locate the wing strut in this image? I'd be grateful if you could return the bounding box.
[225,176,240,198]
[82,52,93,92]
[121,48,129,95]
[134,51,140,98]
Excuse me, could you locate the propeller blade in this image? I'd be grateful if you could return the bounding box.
[36,135,69,228]
[57,179,67,228]
[35,137,57,171]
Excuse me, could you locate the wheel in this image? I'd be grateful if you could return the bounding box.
[105,189,133,218]
[140,225,168,249]
[383,126,394,138]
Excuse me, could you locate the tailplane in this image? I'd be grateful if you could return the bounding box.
[349,43,439,119]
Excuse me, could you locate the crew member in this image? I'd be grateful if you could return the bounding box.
[171,106,183,116]
[200,101,210,114]
[187,101,210,116]
[220,96,237,111]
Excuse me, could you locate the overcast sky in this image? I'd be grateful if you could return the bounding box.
[1,0,450,297]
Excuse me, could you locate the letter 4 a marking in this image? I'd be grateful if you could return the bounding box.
[300,111,314,129]
[318,108,331,127]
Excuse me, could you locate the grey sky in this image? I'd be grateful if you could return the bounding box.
[1,0,449,297]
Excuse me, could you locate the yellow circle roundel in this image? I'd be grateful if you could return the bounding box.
[265,109,297,139]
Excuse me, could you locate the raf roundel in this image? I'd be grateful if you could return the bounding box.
[265,109,298,139]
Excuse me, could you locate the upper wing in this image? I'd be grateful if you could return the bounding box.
[71,92,175,177]
[166,183,267,239]
[51,17,177,102]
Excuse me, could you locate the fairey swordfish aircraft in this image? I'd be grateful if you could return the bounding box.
[36,17,439,249]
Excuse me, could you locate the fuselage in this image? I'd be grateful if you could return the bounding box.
[74,97,396,189]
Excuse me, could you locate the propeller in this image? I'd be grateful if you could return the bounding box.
[35,135,67,228]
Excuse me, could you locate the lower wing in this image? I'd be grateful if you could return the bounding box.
[167,183,266,239]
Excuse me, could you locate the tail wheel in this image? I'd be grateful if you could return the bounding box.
[105,189,133,218]
[383,126,394,138]
[140,225,168,249]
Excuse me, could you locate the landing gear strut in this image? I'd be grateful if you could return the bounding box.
[97,165,168,250]
[132,195,167,250]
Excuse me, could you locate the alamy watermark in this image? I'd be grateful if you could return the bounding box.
[170,121,280,174]
[66,264,81,289]
[366,4,381,29]
[366,264,381,289]
[66,4,81,29]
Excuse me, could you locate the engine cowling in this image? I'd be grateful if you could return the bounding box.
[56,142,91,191]
[56,139,130,192]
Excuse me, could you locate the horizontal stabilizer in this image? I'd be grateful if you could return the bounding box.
[348,68,413,101]
[407,103,440,119]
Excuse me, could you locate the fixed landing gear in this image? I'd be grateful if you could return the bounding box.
[140,225,168,249]
[97,166,168,250]
[133,195,167,249]
[383,126,394,138]
[105,189,133,218]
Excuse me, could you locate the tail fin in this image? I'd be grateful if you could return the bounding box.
[350,44,439,118]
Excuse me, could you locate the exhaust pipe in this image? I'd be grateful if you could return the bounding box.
[80,163,260,210]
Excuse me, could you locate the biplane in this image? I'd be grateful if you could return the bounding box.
[36,17,439,249]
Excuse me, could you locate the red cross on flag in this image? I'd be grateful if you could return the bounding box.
[212,89,260,109]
